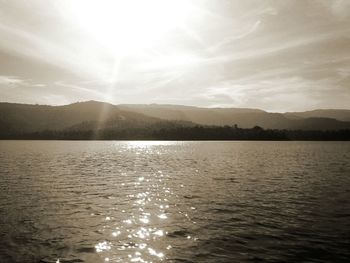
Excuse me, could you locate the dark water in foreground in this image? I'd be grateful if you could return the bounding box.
[0,141,349,263]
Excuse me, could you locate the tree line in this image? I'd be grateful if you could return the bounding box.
[1,125,349,140]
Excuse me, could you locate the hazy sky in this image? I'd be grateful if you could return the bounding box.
[0,0,349,111]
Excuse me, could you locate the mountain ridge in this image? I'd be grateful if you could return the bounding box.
[1,101,350,136]
[118,103,350,130]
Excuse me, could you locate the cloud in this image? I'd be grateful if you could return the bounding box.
[321,0,350,19]
[0,0,349,110]
[207,20,261,52]
[0,75,24,85]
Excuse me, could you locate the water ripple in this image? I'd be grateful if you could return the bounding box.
[0,141,349,262]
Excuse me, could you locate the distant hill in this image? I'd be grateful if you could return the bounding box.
[1,101,350,138]
[284,109,350,122]
[119,104,350,130]
[0,101,188,136]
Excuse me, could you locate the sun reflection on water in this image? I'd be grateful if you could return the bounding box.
[94,169,173,261]
[92,142,197,262]
[125,141,178,149]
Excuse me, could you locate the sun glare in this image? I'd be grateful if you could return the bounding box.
[67,0,194,54]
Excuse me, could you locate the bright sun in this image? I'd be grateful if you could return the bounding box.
[67,0,194,54]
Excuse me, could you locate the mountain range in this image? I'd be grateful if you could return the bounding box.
[1,101,350,136]
[119,104,350,130]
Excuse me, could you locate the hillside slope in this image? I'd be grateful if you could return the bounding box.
[0,101,165,135]
[119,104,350,130]
[1,102,350,136]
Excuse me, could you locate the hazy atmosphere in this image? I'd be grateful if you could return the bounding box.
[1,2,350,263]
[1,0,350,111]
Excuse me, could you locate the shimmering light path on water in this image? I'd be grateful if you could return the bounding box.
[0,141,349,263]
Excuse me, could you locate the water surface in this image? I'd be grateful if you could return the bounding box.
[0,141,349,262]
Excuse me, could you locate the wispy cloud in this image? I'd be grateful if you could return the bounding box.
[207,20,262,52]
[0,0,349,110]
[0,75,24,85]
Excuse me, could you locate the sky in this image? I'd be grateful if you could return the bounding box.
[0,0,349,112]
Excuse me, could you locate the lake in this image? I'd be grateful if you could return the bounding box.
[0,141,349,263]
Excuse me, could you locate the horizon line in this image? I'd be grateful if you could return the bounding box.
[1,99,350,114]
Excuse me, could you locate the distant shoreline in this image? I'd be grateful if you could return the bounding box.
[1,126,349,141]
[1,139,350,141]
[2,101,350,141]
